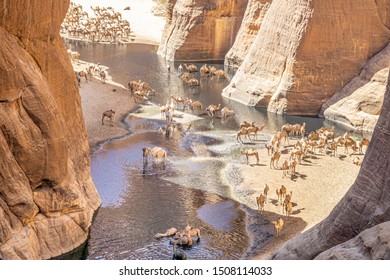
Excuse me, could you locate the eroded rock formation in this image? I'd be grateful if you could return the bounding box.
[269,73,390,259]
[319,43,390,132]
[224,0,272,70]
[0,0,101,259]
[222,0,390,118]
[157,0,248,61]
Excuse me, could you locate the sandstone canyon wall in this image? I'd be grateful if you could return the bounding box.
[270,73,390,259]
[157,0,248,61]
[0,0,101,259]
[224,0,272,70]
[222,0,390,119]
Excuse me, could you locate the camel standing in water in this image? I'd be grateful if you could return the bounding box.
[142,147,167,163]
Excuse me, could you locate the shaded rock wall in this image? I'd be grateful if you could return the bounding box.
[157,0,248,61]
[269,72,390,259]
[319,43,390,132]
[222,0,390,117]
[0,0,101,259]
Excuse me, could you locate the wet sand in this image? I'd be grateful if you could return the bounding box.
[75,60,138,152]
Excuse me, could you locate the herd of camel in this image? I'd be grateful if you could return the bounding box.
[61,2,132,44]
[240,122,371,238]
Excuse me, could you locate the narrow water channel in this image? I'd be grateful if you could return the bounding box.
[67,40,370,259]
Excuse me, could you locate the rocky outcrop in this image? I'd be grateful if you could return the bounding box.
[315,222,390,260]
[222,0,390,117]
[269,72,390,259]
[319,43,390,132]
[224,0,272,70]
[0,0,101,259]
[157,0,248,61]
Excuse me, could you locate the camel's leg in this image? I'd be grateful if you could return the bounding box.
[102,115,105,125]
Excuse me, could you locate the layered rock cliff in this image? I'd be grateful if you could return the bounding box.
[0,0,101,259]
[157,0,248,61]
[222,0,390,118]
[270,73,390,259]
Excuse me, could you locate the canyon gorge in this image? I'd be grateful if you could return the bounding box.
[1,0,390,259]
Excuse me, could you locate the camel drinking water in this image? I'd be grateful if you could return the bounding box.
[142,147,167,163]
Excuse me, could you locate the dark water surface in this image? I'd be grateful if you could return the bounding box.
[68,41,370,260]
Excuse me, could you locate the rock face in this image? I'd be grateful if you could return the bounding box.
[222,0,390,117]
[315,222,390,260]
[224,0,272,70]
[0,0,101,259]
[269,73,390,259]
[157,0,248,61]
[319,43,390,132]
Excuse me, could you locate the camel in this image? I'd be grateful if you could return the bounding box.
[142,147,167,163]
[206,104,221,118]
[263,184,270,203]
[285,201,293,218]
[272,218,284,237]
[281,159,290,177]
[171,95,186,107]
[300,123,306,136]
[173,231,193,246]
[291,124,302,136]
[172,246,188,260]
[200,64,210,75]
[329,141,338,157]
[221,106,235,118]
[101,109,115,126]
[290,159,297,177]
[282,191,292,212]
[100,70,106,83]
[359,138,370,154]
[279,130,289,145]
[180,72,190,80]
[289,148,303,164]
[308,131,319,141]
[344,138,357,154]
[184,64,198,72]
[185,78,200,86]
[256,194,266,213]
[280,185,287,201]
[237,127,251,142]
[183,225,201,241]
[155,227,178,238]
[186,99,203,112]
[270,150,281,169]
[77,70,88,83]
[139,81,155,94]
[240,148,259,165]
[209,66,218,75]
[281,123,293,135]
[215,69,227,79]
[247,124,266,140]
[178,64,183,73]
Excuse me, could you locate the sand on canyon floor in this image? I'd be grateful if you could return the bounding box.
[224,137,363,259]
[75,60,364,259]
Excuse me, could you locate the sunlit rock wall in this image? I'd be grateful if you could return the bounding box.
[222,0,390,118]
[0,0,101,259]
[157,0,248,61]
